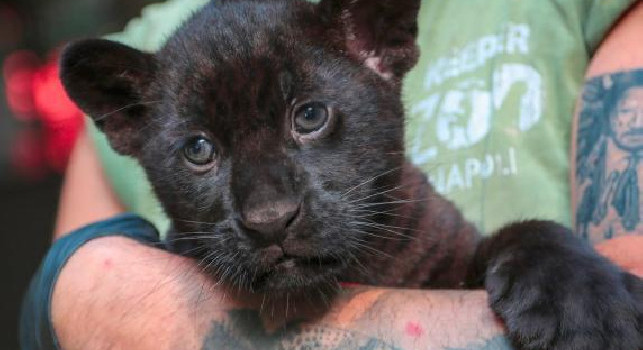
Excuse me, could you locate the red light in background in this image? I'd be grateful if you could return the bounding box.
[3,47,84,177]
[3,50,38,120]
[32,51,84,172]
[32,52,83,125]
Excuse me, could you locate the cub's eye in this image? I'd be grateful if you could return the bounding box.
[293,102,330,134]
[183,137,215,166]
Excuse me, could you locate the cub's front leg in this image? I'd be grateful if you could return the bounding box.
[469,221,642,350]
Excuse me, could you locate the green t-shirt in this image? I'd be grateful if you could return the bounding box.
[403,0,635,232]
[91,0,635,235]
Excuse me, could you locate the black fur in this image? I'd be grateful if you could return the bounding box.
[60,1,642,349]
[470,221,642,349]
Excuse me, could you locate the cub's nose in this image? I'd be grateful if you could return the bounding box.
[240,200,300,244]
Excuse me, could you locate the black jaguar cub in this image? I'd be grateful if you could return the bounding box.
[60,0,642,349]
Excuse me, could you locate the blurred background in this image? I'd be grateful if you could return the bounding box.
[0,0,161,347]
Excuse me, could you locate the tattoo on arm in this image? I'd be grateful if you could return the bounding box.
[201,309,403,350]
[201,309,513,350]
[575,69,643,242]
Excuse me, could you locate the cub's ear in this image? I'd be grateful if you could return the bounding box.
[318,0,420,80]
[60,39,156,156]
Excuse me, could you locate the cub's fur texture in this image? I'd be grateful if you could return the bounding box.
[60,1,642,349]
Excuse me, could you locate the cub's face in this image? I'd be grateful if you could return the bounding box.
[61,0,420,293]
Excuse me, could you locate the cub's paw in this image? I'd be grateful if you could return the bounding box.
[479,221,642,350]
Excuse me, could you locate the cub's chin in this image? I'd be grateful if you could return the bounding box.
[166,223,351,295]
[249,255,346,294]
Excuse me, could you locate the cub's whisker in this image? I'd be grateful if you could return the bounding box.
[175,218,219,225]
[341,166,403,198]
[94,100,162,122]
[345,178,430,203]
[352,197,432,208]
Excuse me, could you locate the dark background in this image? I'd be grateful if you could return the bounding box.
[0,1,160,348]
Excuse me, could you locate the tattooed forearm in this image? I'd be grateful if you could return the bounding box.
[201,310,514,350]
[200,288,510,350]
[201,290,511,350]
[199,289,512,350]
[201,310,402,350]
[201,310,513,350]
[574,69,643,243]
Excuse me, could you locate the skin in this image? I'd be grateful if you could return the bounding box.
[52,2,643,349]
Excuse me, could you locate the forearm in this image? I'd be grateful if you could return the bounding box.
[198,289,507,350]
[52,236,507,350]
[55,131,126,239]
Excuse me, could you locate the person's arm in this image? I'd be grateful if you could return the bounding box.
[571,2,643,270]
[54,130,126,238]
[52,236,509,350]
